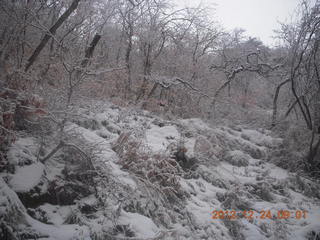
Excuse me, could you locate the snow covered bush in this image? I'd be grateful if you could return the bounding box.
[113,133,186,204]
[224,150,250,167]
[0,178,32,239]
[193,136,220,164]
[307,230,320,240]
[218,191,252,211]
[270,122,319,176]
[222,218,245,240]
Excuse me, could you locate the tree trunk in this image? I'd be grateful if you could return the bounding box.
[25,0,81,72]
[306,89,320,170]
[67,34,101,105]
[124,20,133,99]
[314,88,320,133]
[81,34,101,68]
[136,43,152,102]
[271,79,290,127]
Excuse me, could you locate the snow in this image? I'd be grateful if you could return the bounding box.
[214,127,267,159]
[9,162,44,192]
[145,124,180,152]
[184,137,196,158]
[109,161,136,187]
[117,210,160,238]
[241,129,282,147]
[37,204,74,225]
[179,118,211,132]
[242,222,268,240]
[68,123,136,188]
[266,163,289,180]
[3,102,320,240]
[1,178,89,240]
[27,215,91,240]
[292,205,320,239]
[7,137,37,165]
[216,162,246,182]
[179,177,231,239]
[0,177,27,219]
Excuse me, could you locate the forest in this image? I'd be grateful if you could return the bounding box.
[0,0,320,239]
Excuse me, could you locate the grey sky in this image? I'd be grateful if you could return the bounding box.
[175,0,300,46]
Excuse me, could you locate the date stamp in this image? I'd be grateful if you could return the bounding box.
[211,210,308,220]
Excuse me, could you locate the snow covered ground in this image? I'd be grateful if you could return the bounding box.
[1,101,319,240]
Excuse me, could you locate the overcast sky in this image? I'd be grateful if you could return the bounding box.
[175,0,300,46]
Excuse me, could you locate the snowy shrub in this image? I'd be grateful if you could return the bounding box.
[222,218,245,240]
[173,145,198,171]
[241,144,265,159]
[32,208,50,224]
[0,89,18,159]
[75,118,100,131]
[270,180,290,198]
[269,123,314,174]
[214,127,266,159]
[219,191,252,211]
[103,121,121,135]
[197,166,229,189]
[269,123,320,178]
[246,182,274,202]
[224,150,250,167]
[0,179,30,239]
[271,220,288,240]
[307,230,320,240]
[258,222,271,238]
[64,208,86,225]
[113,133,186,204]
[287,175,320,199]
[111,224,135,238]
[193,136,220,164]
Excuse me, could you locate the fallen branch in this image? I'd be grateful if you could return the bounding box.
[41,141,65,163]
[40,140,92,165]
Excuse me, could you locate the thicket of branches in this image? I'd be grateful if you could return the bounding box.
[0,0,319,175]
[273,0,320,173]
[0,0,276,115]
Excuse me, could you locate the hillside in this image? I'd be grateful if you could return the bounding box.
[1,101,319,240]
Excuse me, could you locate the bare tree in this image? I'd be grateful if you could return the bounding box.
[210,35,279,119]
[276,0,320,168]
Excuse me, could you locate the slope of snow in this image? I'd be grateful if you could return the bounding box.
[0,178,89,240]
[9,162,44,192]
[117,210,160,238]
[68,123,137,188]
[2,102,320,240]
